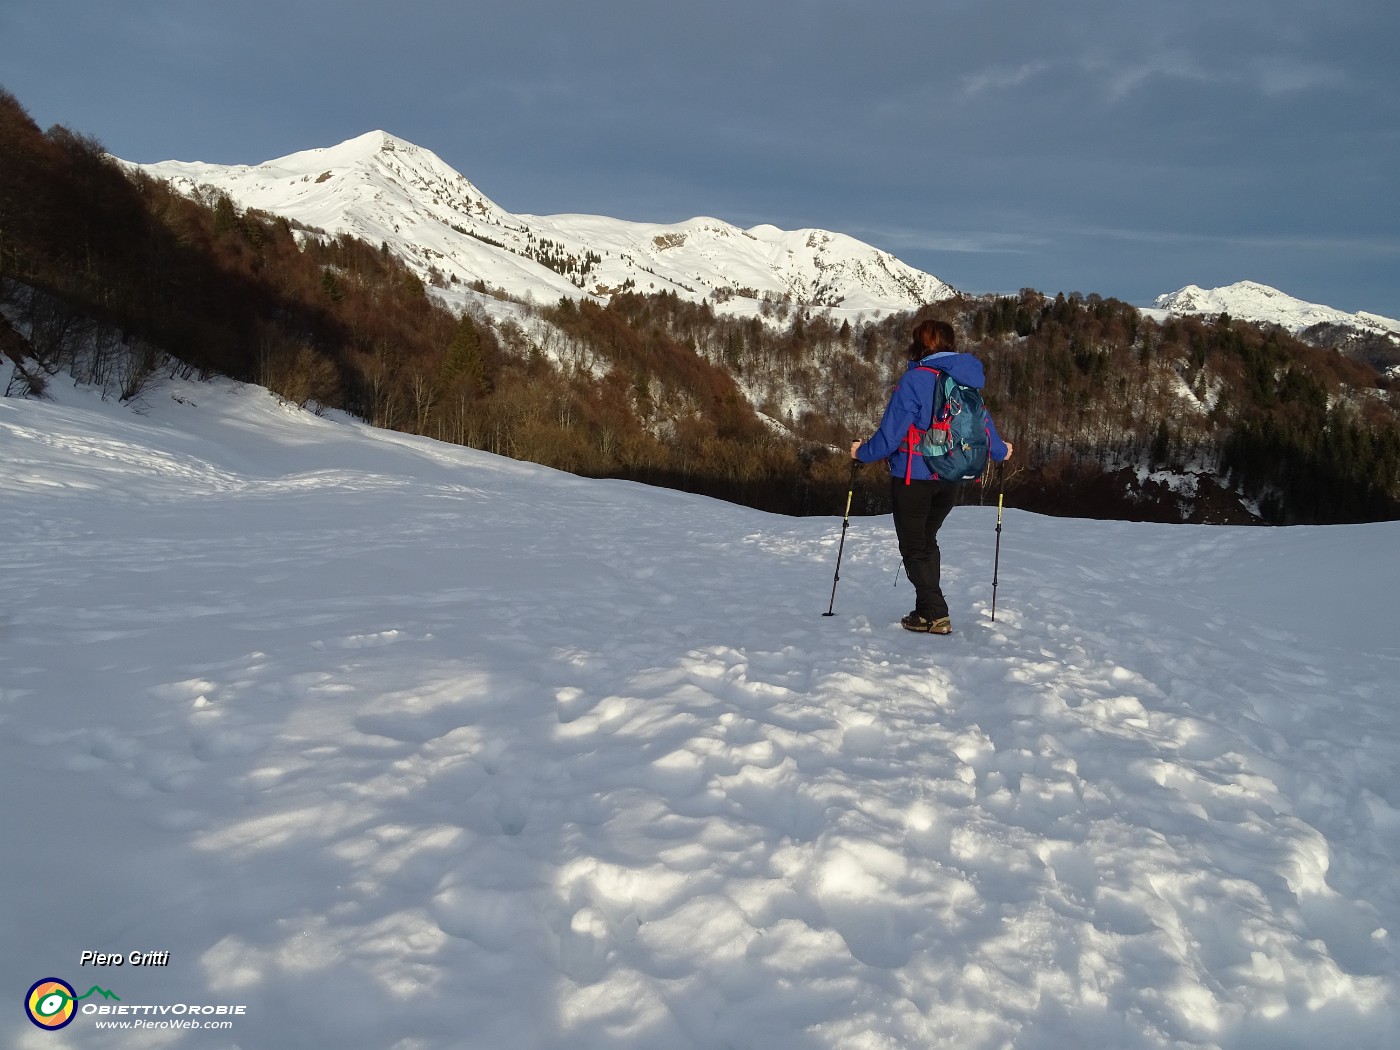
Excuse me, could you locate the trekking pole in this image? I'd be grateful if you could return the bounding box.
[823,458,860,617]
[990,488,1005,621]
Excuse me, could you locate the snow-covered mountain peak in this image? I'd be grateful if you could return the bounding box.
[129,132,956,320]
[261,129,412,173]
[1154,280,1400,340]
[142,129,509,233]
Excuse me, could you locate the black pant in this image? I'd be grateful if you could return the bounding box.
[890,477,958,619]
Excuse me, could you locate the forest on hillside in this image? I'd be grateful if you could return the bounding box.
[3,88,1399,525]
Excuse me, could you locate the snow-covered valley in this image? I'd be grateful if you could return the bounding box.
[3,366,1398,1049]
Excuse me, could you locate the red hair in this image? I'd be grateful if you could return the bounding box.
[908,319,956,359]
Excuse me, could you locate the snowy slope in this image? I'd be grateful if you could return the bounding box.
[130,132,955,320]
[1154,281,1400,341]
[3,364,1399,1049]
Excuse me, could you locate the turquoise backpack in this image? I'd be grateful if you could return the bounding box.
[902,366,991,483]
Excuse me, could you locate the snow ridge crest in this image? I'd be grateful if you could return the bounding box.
[131,132,956,319]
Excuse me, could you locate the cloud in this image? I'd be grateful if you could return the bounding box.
[1085,50,1345,104]
[961,62,1051,98]
[1017,219,1400,258]
[1249,58,1347,96]
[1084,52,1218,103]
[851,224,1048,258]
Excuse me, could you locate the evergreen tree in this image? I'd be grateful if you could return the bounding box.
[443,313,485,391]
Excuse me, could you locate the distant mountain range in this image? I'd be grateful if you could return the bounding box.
[128,132,1400,347]
[1152,280,1400,345]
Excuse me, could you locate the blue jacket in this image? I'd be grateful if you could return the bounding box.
[856,352,1009,481]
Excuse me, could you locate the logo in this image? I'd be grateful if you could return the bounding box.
[24,978,119,1031]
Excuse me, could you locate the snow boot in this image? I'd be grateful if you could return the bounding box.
[901,612,952,634]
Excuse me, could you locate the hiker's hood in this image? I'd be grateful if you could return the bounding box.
[913,351,986,389]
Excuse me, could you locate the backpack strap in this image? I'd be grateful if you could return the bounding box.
[916,366,952,427]
[901,423,920,484]
[899,367,952,484]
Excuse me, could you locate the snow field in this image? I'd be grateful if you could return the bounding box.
[2,366,1397,1049]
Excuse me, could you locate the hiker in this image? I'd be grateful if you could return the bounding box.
[850,319,1013,634]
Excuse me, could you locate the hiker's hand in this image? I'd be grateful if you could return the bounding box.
[850,441,862,460]
[1003,441,1014,461]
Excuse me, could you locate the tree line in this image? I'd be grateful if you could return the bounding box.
[3,87,1397,524]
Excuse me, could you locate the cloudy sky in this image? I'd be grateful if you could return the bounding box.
[3,0,1398,317]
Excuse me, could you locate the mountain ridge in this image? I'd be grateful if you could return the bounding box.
[1153,279,1400,342]
[130,131,957,321]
